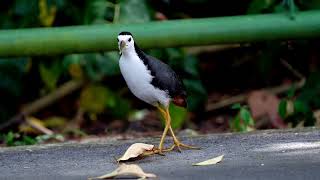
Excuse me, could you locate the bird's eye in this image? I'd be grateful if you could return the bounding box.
[128,37,131,42]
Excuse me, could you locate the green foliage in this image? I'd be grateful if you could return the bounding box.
[118,0,151,23]
[169,103,188,130]
[0,131,64,146]
[39,60,63,91]
[248,0,318,128]
[231,103,241,109]
[278,100,287,118]
[1,132,37,146]
[107,94,131,119]
[1,0,318,139]
[278,98,314,126]
[183,79,207,111]
[247,0,303,15]
[64,53,120,81]
[247,0,278,14]
[80,85,109,114]
[278,75,319,127]
[0,0,155,127]
[230,104,255,132]
[298,0,320,10]
[79,84,131,119]
[35,134,64,143]
[0,58,29,123]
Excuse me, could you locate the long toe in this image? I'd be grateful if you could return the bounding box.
[179,143,200,150]
[174,140,200,151]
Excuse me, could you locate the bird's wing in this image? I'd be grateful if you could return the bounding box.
[145,54,186,98]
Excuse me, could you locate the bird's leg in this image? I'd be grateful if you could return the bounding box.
[157,106,171,155]
[168,126,199,152]
[157,105,199,152]
[164,107,200,152]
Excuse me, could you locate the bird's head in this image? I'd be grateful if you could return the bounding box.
[118,31,134,54]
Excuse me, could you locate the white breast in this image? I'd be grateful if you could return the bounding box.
[119,53,170,107]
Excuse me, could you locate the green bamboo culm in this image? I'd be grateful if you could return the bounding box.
[0,10,320,57]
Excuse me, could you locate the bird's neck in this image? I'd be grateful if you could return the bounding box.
[121,43,145,60]
[121,49,136,57]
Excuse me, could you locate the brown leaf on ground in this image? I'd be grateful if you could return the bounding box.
[193,155,224,166]
[117,143,154,162]
[88,163,156,180]
[247,90,287,129]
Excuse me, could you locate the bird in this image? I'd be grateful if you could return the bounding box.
[117,31,198,154]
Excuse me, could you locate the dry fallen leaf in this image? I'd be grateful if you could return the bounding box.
[248,90,287,129]
[118,143,154,162]
[88,164,156,180]
[193,155,224,166]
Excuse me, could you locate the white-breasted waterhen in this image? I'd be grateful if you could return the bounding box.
[117,31,198,154]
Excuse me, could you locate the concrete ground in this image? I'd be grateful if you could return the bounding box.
[0,128,320,180]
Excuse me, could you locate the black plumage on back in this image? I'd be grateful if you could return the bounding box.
[134,43,187,107]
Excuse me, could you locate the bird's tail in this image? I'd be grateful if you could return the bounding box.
[173,95,187,108]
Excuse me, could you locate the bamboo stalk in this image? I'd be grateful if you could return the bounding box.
[0,11,320,57]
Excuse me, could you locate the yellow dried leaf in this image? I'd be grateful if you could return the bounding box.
[88,164,156,180]
[39,0,57,27]
[118,143,154,162]
[193,155,224,166]
[19,117,53,135]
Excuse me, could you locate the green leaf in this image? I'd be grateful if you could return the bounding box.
[0,58,29,97]
[166,48,184,62]
[118,0,151,23]
[39,60,62,91]
[79,85,109,114]
[230,115,241,132]
[247,0,277,14]
[183,55,199,77]
[183,79,207,111]
[287,86,296,98]
[294,100,308,114]
[14,0,36,15]
[240,108,251,124]
[103,52,121,76]
[108,95,131,119]
[231,103,241,109]
[169,103,188,130]
[21,135,37,145]
[0,58,29,123]
[36,134,64,143]
[84,0,108,24]
[300,0,320,10]
[5,131,15,146]
[278,99,287,118]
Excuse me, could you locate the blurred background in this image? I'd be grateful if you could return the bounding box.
[0,0,320,146]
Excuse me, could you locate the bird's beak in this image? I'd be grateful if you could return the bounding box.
[120,40,126,50]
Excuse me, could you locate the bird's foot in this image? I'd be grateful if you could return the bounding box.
[170,139,200,152]
[142,145,175,156]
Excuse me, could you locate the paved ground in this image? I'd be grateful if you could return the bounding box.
[0,128,320,180]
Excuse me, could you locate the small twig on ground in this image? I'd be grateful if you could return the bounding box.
[0,80,84,130]
[26,117,54,135]
[206,80,305,112]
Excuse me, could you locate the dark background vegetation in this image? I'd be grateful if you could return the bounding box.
[1,0,320,146]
